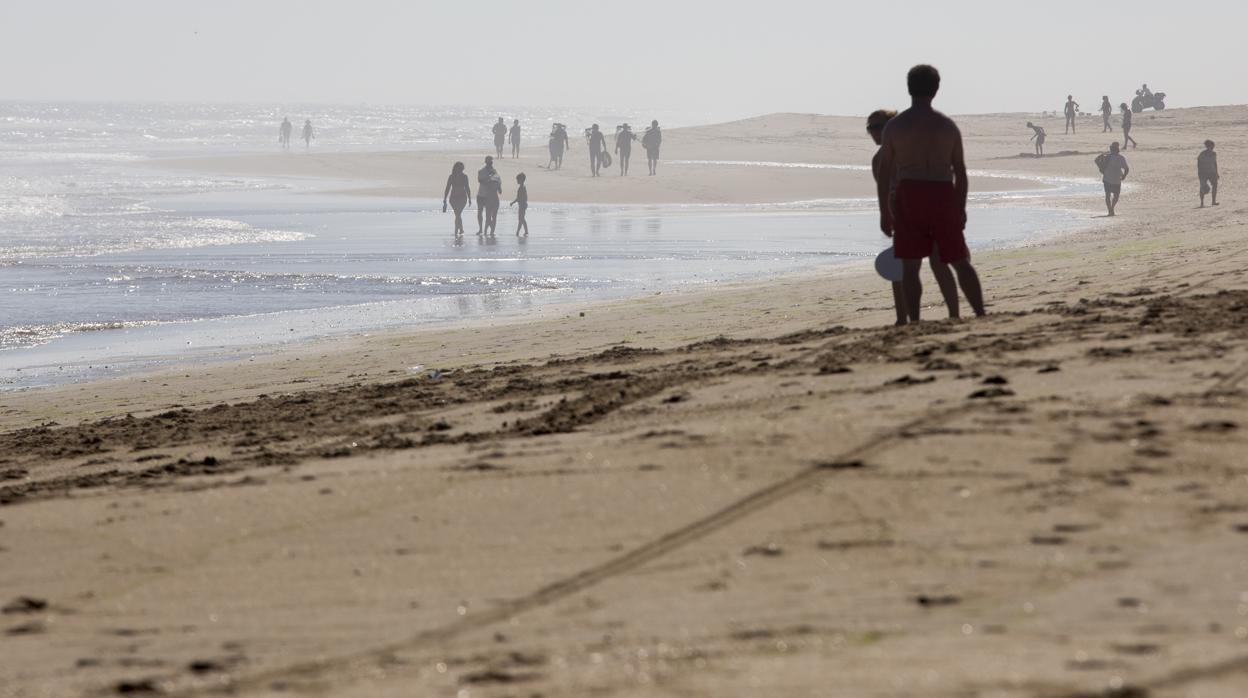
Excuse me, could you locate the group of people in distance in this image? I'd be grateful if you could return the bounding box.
[491,118,662,177]
[279,117,314,150]
[441,157,528,238]
[1028,91,1219,216]
[440,117,664,237]
[1029,94,1138,158]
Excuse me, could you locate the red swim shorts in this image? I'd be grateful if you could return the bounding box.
[892,180,970,264]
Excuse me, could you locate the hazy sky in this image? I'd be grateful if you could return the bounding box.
[2,0,1243,120]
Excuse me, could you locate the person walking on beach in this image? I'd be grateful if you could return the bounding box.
[1120,103,1138,149]
[1198,140,1219,207]
[1100,96,1113,132]
[510,172,529,236]
[586,124,608,177]
[1027,121,1046,157]
[279,117,293,150]
[547,124,561,170]
[555,123,570,169]
[642,120,662,176]
[876,64,986,321]
[1064,95,1079,134]
[492,118,508,159]
[509,119,521,159]
[301,120,314,150]
[615,123,637,175]
[1098,141,1129,216]
[477,156,503,235]
[443,161,472,237]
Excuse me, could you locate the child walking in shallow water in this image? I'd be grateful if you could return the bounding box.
[510,173,529,236]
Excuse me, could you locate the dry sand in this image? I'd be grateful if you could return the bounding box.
[3,106,1248,698]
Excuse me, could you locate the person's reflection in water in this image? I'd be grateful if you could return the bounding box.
[550,208,568,236]
[646,217,662,234]
[617,217,634,234]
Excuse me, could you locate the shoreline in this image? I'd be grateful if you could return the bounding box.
[0,191,1090,395]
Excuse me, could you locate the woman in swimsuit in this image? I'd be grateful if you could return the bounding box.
[442,161,471,237]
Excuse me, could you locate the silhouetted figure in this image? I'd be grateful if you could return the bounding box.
[1027,122,1046,156]
[586,124,607,177]
[492,118,508,159]
[510,172,529,236]
[1064,95,1079,134]
[1198,140,1219,207]
[279,117,293,150]
[555,124,570,169]
[1120,103,1137,149]
[302,120,314,150]
[509,120,521,158]
[870,110,908,325]
[1140,84,1153,101]
[876,65,985,321]
[869,110,960,325]
[442,161,472,237]
[1097,141,1129,216]
[477,156,503,235]
[642,120,662,175]
[547,125,561,169]
[615,124,637,175]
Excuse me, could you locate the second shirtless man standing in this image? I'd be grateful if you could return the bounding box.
[876,64,985,321]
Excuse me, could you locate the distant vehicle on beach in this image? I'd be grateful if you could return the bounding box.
[1132,85,1167,112]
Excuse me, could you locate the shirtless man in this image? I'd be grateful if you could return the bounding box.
[876,65,986,320]
[1064,95,1079,134]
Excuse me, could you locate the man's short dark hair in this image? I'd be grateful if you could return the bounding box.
[907,64,941,98]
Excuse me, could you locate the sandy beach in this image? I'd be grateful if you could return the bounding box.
[157,113,1047,205]
[3,106,1248,698]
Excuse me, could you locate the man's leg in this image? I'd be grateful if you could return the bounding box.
[950,260,986,317]
[929,258,960,318]
[1212,179,1219,205]
[891,282,908,326]
[1105,189,1113,216]
[477,203,484,233]
[1110,191,1120,215]
[901,259,923,323]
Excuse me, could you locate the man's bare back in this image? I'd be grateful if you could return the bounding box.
[878,107,963,183]
[877,105,968,233]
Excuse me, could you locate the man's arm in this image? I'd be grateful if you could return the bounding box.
[952,125,969,214]
[876,131,895,236]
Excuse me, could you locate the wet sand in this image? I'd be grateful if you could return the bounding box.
[4,106,1248,697]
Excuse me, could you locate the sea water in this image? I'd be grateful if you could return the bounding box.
[0,102,1091,390]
